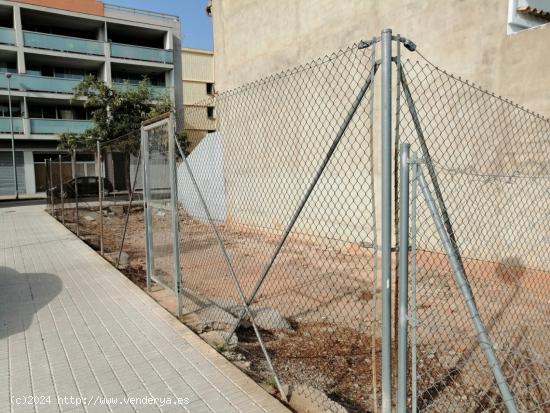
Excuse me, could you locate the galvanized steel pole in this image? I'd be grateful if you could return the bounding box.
[97,141,104,255]
[397,144,410,413]
[380,28,393,413]
[58,154,65,225]
[72,150,79,237]
[48,158,54,216]
[141,127,153,291]
[418,169,518,413]
[168,114,182,317]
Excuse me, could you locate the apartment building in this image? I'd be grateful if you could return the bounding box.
[0,0,183,196]
[182,47,214,152]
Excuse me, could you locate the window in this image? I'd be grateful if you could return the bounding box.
[0,62,17,74]
[0,104,21,117]
[508,0,550,33]
[206,82,214,95]
[207,106,215,119]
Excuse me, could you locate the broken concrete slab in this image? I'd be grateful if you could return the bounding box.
[283,384,348,413]
[244,306,293,331]
[194,306,239,332]
[200,330,238,351]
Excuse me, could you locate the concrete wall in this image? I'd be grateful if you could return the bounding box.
[203,0,550,270]
[177,132,226,222]
[210,0,550,117]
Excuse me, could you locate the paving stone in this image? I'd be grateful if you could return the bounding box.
[0,205,290,413]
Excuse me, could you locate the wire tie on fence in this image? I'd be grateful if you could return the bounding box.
[358,37,379,49]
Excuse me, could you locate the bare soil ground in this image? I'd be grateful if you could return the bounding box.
[57,206,550,412]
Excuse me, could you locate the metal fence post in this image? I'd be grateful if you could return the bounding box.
[97,141,104,255]
[44,159,49,213]
[417,168,518,413]
[48,158,54,216]
[168,113,182,316]
[141,127,153,291]
[397,144,410,413]
[72,149,79,237]
[410,152,419,413]
[58,154,65,225]
[380,27,393,413]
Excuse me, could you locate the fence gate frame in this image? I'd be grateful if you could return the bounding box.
[141,112,182,317]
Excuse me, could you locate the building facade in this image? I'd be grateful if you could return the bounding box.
[0,0,182,196]
[209,0,550,117]
[182,47,214,152]
[203,0,550,260]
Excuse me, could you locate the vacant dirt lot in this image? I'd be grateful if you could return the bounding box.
[58,206,550,412]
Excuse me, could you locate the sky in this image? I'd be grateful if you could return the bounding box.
[107,0,213,50]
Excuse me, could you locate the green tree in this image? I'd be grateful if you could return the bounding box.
[59,76,175,190]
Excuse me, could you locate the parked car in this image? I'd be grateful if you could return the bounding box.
[59,176,113,198]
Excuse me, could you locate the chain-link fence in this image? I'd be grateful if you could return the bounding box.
[45,132,147,287]
[176,42,381,411]
[42,29,549,413]
[398,57,549,412]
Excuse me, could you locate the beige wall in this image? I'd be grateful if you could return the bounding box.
[203,0,549,270]
[211,0,550,117]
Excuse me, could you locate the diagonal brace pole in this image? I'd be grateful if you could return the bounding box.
[117,151,142,268]
[174,138,288,402]
[399,67,461,253]
[226,62,380,343]
[417,168,518,413]
[400,65,518,412]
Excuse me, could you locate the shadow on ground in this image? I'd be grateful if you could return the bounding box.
[0,266,62,340]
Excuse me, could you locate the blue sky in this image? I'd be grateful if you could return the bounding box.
[107,0,213,50]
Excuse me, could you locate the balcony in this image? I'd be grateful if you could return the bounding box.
[0,27,15,46]
[0,117,23,133]
[30,119,92,134]
[113,82,170,98]
[111,43,173,64]
[0,74,81,94]
[23,31,104,56]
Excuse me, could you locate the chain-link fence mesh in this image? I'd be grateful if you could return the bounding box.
[40,33,549,412]
[143,116,179,294]
[176,42,380,411]
[45,132,147,287]
[399,58,550,412]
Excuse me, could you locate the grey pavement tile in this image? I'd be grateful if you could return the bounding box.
[184,400,213,413]
[1,206,289,413]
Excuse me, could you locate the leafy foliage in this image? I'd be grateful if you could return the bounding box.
[58,76,173,154]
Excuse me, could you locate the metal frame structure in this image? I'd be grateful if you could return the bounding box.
[135,29,545,413]
[142,113,183,316]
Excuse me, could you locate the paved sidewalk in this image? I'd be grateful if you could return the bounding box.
[0,205,289,413]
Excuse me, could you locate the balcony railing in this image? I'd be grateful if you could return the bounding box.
[0,118,23,133]
[111,43,173,64]
[0,74,81,94]
[112,82,170,98]
[23,31,104,56]
[0,27,16,45]
[30,119,92,134]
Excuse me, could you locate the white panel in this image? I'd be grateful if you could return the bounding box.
[177,132,226,222]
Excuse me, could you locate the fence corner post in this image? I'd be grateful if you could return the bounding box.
[380,27,393,413]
